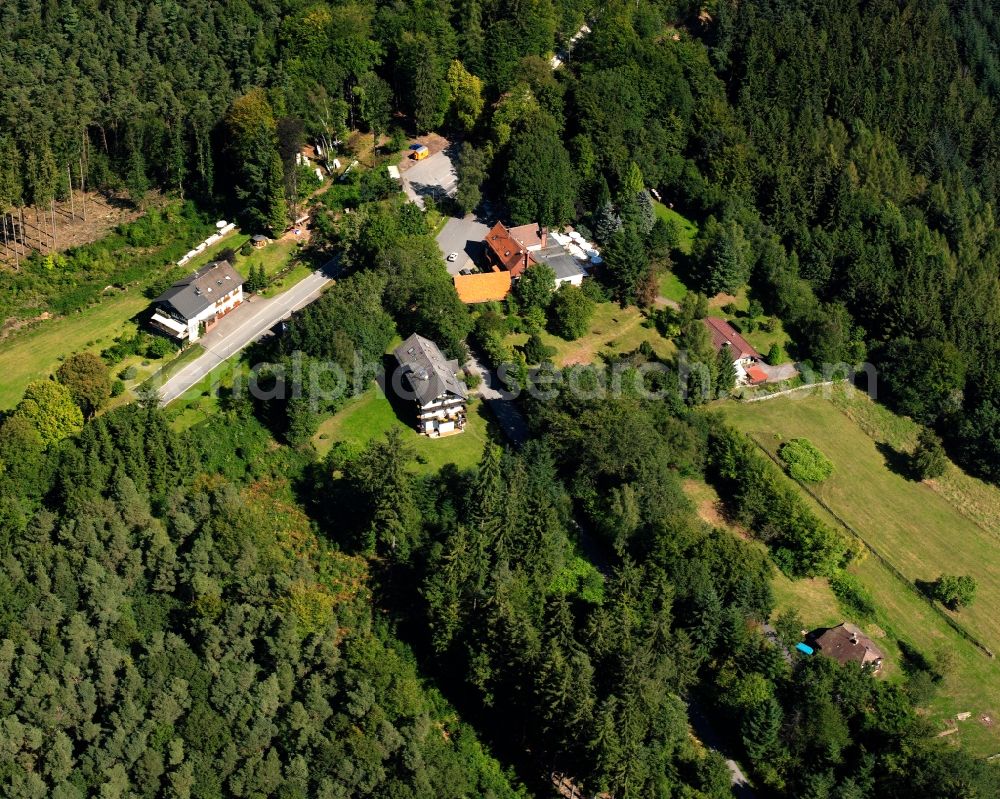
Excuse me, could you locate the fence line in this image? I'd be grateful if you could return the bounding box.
[748,434,995,660]
[739,379,844,402]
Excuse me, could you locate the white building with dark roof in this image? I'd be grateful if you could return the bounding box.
[150,260,244,342]
[392,333,468,436]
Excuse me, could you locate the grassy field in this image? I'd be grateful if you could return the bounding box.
[721,386,1000,754]
[653,201,697,254]
[312,384,491,475]
[0,293,150,408]
[657,270,688,304]
[506,302,675,366]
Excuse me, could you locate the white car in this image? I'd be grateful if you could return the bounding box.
[446,252,459,262]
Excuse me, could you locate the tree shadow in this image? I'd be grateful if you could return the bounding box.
[875,441,915,480]
[897,638,942,680]
[914,578,938,602]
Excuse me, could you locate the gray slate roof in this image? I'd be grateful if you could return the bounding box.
[156,261,243,320]
[535,245,585,281]
[393,333,467,407]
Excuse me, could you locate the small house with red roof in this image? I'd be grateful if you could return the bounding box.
[702,316,766,385]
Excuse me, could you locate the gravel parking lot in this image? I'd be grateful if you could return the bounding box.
[401,149,458,209]
[436,216,490,274]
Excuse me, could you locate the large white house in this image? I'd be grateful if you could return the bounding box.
[392,333,468,436]
[150,260,244,342]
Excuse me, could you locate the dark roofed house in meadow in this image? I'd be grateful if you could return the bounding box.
[811,622,885,673]
[392,333,468,437]
[702,316,765,385]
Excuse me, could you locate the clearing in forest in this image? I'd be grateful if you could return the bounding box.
[720,385,1000,755]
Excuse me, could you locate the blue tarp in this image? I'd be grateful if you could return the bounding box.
[796,642,814,655]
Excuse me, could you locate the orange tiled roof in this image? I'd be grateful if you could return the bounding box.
[454,270,512,304]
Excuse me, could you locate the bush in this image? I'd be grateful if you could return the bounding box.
[522,333,556,364]
[930,574,977,610]
[119,365,138,381]
[779,438,834,482]
[146,337,177,359]
[110,379,126,397]
[830,572,878,620]
[766,343,783,365]
[911,428,947,480]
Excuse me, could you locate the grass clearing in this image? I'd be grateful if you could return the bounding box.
[0,292,149,408]
[312,384,491,475]
[653,201,698,254]
[240,237,301,279]
[657,270,688,304]
[506,302,675,366]
[721,386,1000,755]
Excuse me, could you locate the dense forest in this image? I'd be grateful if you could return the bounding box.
[5,0,1000,795]
[2,342,997,796]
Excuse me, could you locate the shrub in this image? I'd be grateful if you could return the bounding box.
[522,333,556,364]
[110,379,126,397]
[766,343,783,365]
[119,365,138,381]
[779,438,834,482]
[830,572,878,620]
[146,337,177,359]
[911,428,947,480]
[930,574,977,610]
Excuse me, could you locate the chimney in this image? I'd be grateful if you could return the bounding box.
[850,633,859,645]
[539,225,547,248]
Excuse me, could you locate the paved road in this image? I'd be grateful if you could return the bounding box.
[157,266,335,406]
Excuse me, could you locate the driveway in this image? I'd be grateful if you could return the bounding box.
[401,148,458,209]
[437,215,489,274]
[464,348,529,447]
[761,361,799,383]
[156,263,337,406]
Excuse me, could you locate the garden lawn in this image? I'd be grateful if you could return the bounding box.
[506,302,675,367]
[721,386,1000,755]
[657,270,688,304]
[653,201,697,254]
[240,237,300,280]
[312,384,491,475]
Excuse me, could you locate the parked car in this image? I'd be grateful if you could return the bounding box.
[446,252,459,262]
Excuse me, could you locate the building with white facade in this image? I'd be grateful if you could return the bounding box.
[392,333,468,436]
[150,260,244,343]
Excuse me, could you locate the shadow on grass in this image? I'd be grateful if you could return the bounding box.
[876,441,916,480]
